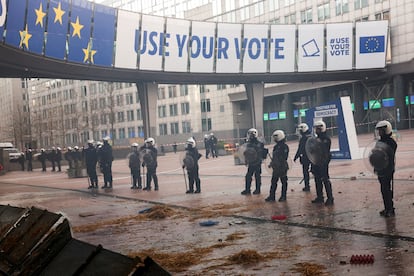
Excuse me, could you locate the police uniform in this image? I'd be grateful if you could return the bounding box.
[100,138,113,188]
[241,128,267,195]
[265,130,289,202]
[84,141,98,188]
[183,138,202,193]
[294,123,312,191]
[141,138,158,191]
[129,144,142,189]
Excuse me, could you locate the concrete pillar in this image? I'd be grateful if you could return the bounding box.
[136,82,158,138]
[245,83,264,137]
[283,93,295,135]
[393,75,407,130]
[316,88,324,106]
[353,82,365,126]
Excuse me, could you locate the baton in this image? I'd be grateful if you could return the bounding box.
[183,167,188,191]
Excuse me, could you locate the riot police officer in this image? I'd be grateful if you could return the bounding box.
[56,147,62,172]
[294,123,312,191]
[309,121,334,206]
[265,130,289,202]
[65,147,74,169]
[26,148,33,171]
[375,120,397,217]
[141,137,158,191]
[84,140,98,189]
[183,137,202,193]
[204,134,211,159]
[241,128,267,195]
[100,137,113,188]
[209,133,218,158]
[129,143,142,189]
[38,148,47,172]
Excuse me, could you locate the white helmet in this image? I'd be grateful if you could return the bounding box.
[313,121,326,132]
[204,134,209,139]
[67,146,72,151]
[297,123,309,133]
[186,137,196,148]
[102,136,110,142]
[41,148,45,152]
[131,142,139,147]
[74,146,79,150]
[247,128,258,138]
[87,139,94,145]
[57,147,61,151]
[145,137,155,146]
[376,120,392,135]
[272,130,285,142]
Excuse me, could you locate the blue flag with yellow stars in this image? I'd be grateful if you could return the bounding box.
[68,0,92,63]
[92,4,116,67]
[4,0,27,48]
[45,0,70,60]
[27,0,48,54]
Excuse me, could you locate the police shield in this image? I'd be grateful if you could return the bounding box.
[180,151,195,170]
[305,137,329,166]
[364,140,392,173]
[236,143,258,165]
[140,148,155,167]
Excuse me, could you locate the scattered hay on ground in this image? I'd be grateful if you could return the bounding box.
[72,205,178,233]
[189,203,250,221]
[129,247,213,273]
[143,205,176,219]
[290,262,328,276]
[225,231,247,241]
[227,249,264,265]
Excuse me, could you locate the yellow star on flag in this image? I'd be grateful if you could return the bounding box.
[53,2,65,25]
[35,3,46,27]
[82,41,97,63]
[19,25,32,49]
[71,16,84,38]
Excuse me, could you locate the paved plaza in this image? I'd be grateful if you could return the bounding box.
[1,130,414,275]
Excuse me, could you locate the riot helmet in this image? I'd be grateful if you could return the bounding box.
[186,137,196,148]
[247,128,258,139]
[313,121,326,133]
[145,137,155,146]
[272,130,285,142]
[375,120,392,136]
[297,123,309,134]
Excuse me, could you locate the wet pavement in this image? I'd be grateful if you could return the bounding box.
[1,130,414,275]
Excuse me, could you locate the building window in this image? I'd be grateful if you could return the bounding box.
[201,99,211,112]
[100,114,107,124]
[158,105,166,118]
[81,85,87,97]
[82,101,88,112]
[375,10,390,20]
[138,126,144,137]
[126,93,133,105]
[169,104,178,116]
[300,8,312,23]
[118,128,125,139]
[168,86,177,98]
[202,118,212,132]
[101,130,108,139]
[269,0,279,11]
[127,110,134,121]
[182,121,191,133]
[117,111,124,122]
[317,3,330,21]
[99,98,106,108]
[137,109,142,120]
[180,85,188,96]
[354,0,368,10]
[181,102,190,114]
[158,87,166,99]
[254,1,264,17]
[135,91,140,103]
[128,127,135,138]
[217,84,226,90]
[335,0,349,15]
[159,124,168,135]
[90,99,98,110]
[116,95,124,106]
[170,122,179,135]
[285,13,296,24]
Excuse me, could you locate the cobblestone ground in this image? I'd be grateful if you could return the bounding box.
[1,130,414,275]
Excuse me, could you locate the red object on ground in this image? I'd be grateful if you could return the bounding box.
[271,215,287,220]
[350,254,375,264]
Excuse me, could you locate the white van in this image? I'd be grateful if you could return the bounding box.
[0,142,21,161]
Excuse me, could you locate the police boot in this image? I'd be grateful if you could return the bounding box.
[311,177,324,203]
[186,182,194,194]
[154,175,159,191]
[324,178,334,206]
[241,178,251,195]
[279,176,288,202]
[137,177,142,189]
[253,182,261,195]
[195,179,201,193]
[265,182,277,202]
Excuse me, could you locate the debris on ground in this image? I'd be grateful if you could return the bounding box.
[227,249,263,265]
[142,205,176,219]
[199,220,219,226]
[290,262,328,275]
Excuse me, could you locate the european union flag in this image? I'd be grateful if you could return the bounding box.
[27,0,48,54]
[67,0,92,63]
[92,4,116,67]
[45,0,70,60]
[359,36,385,54]
[4,0,27,48]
